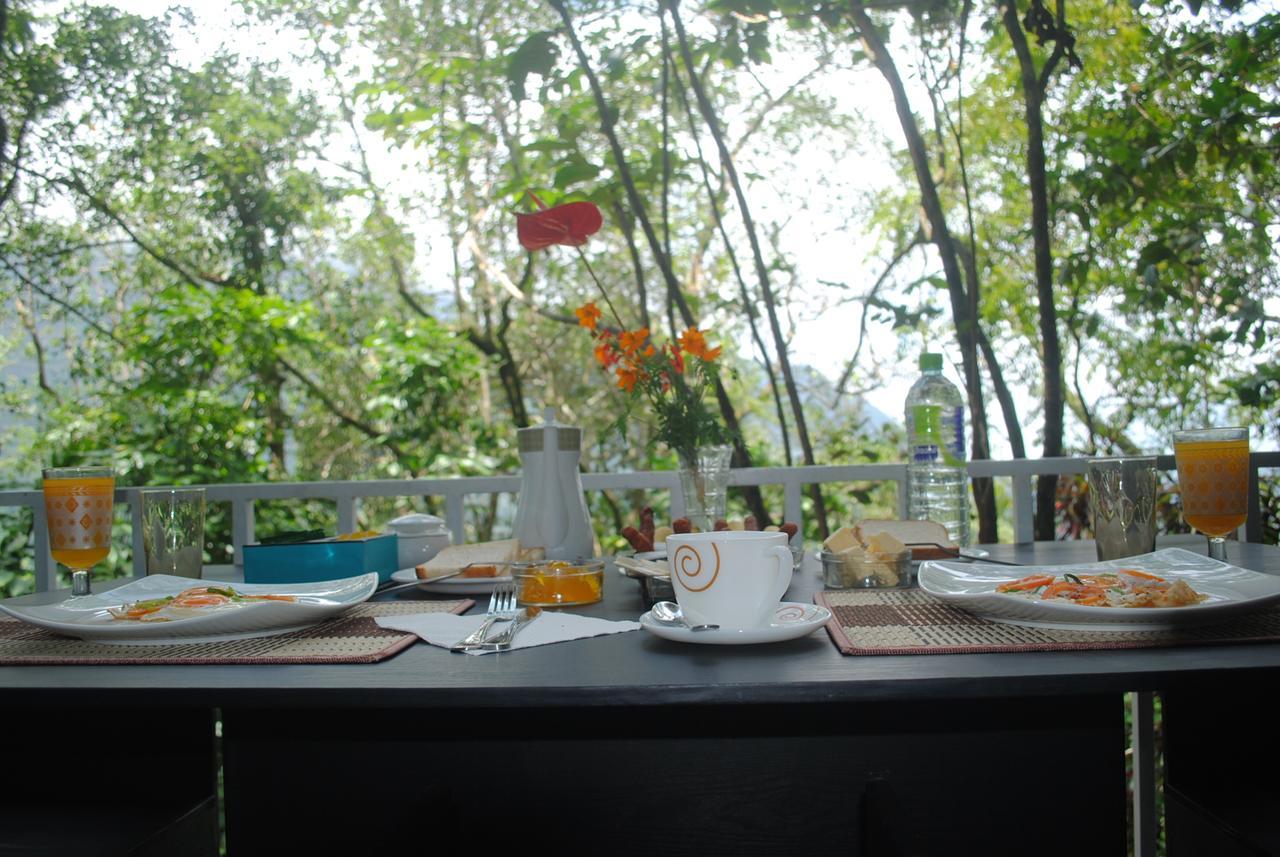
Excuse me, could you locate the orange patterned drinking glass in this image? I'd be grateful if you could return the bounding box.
[42,465,115,596]
[1173,427,1249,561]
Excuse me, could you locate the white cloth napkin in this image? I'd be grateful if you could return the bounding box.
[375,610,640,655]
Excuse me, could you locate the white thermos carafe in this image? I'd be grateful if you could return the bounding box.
[513,409,594,560]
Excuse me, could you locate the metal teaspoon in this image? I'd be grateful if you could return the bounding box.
[651,601,719,632]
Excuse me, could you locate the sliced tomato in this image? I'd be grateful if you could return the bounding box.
[1041,581,1107,602]
[996,574,1055,593]
[1118,569,1166,582]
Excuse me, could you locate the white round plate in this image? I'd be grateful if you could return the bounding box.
[389,567,511,594]
[0,573,378,644]
[918,547,1280,631]
[639,601,832,645]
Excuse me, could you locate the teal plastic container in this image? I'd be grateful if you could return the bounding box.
[242,534,398,584]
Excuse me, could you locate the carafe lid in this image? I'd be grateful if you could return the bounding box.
[518,407,581,452]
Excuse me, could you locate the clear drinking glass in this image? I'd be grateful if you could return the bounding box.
[677,444,732,533]
[140,488,206,578]
[1173,427,1250,560]
[1087,457,1158,561]
[42,465,115,596]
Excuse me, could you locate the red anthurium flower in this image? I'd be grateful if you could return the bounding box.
[516,201,604,251]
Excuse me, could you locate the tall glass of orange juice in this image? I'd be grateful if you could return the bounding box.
[42,465,115,596]
[1173,427,1249,560]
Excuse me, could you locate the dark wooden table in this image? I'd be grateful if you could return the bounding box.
[2,540,1277,856]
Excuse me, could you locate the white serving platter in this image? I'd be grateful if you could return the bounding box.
[0,573,378,644]
[917,548,1280,631]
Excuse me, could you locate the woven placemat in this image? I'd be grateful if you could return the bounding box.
[0,600,472,665]
[817,588,1280,655]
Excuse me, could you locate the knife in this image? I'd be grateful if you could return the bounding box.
[472,606,542,652]
[379,569,465,593]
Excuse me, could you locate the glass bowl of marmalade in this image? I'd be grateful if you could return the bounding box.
[513,559,605,607]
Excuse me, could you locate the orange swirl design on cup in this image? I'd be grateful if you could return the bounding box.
[671,543,721,593]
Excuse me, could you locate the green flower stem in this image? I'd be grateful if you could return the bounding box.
[574,247,627,329]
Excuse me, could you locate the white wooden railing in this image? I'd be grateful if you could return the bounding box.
[2,453,1277,592]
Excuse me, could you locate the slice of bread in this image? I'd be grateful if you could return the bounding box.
[415,539,520,578]
[857,520,955,559]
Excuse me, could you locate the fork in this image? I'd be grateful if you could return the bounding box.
[473,606,543,652]
[450,582,517,651]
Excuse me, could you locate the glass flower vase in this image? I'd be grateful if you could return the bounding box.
[677,444,732,532]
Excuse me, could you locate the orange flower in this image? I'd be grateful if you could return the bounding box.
[618,327,650,356]
[668,342,685,375]
[615,365,641,393]
[594,340,618,368]
[678,327,722,362]
[575,302,602,330]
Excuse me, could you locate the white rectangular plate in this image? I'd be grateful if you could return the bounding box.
[389,567,511,594]
[917,548,1280,631]
[0,573,378,644]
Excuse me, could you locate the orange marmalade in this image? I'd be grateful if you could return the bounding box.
[514,559,604,607]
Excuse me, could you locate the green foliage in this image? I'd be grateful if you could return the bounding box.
[507,31,560,101]
[1052,8,1280,437]
[2,0,1277,579]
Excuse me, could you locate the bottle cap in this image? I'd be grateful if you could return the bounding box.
[919,352,943,372]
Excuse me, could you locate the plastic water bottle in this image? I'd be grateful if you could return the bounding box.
[904,352,970,546]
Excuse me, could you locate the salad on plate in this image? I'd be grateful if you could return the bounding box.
[108,585,298,622]
[995,568,1208,609]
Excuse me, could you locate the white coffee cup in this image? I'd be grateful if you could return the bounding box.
[665,531,794,631]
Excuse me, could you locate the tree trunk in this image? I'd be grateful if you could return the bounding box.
[1001,1,1066,541]
[667,0,829,535]
[848,0,997,541]
[547,0,774,525]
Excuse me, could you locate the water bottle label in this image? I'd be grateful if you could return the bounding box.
[911,405,965,466]
[911,443,940,464]
[942,406,966,466]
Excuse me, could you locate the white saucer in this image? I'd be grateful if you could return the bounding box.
[388,567,511,595]
[639,601,832,645]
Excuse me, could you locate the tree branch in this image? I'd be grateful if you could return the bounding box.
[548,0,772,525]
[1002,0,1066,540]
[834,233,922,404]
[667,0,829,535]
[54,171,219,290]
[848,0,998,541]
[276,354,410,463]
[666,27,794,466]
[0,254,132,353]
[14,293,60,400]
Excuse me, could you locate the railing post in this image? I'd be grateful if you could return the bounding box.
[1247,455,1262,544]
[1131,691,1157,857]
[783,477,803,531]
[337,496,358,535]
[231,498,255,573]
[445,492,466,543]
[32,499,53,593]
[669,494,686,519]
[896,466,908,520]
[1011,473,1035,543]
[130,490,146,578]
